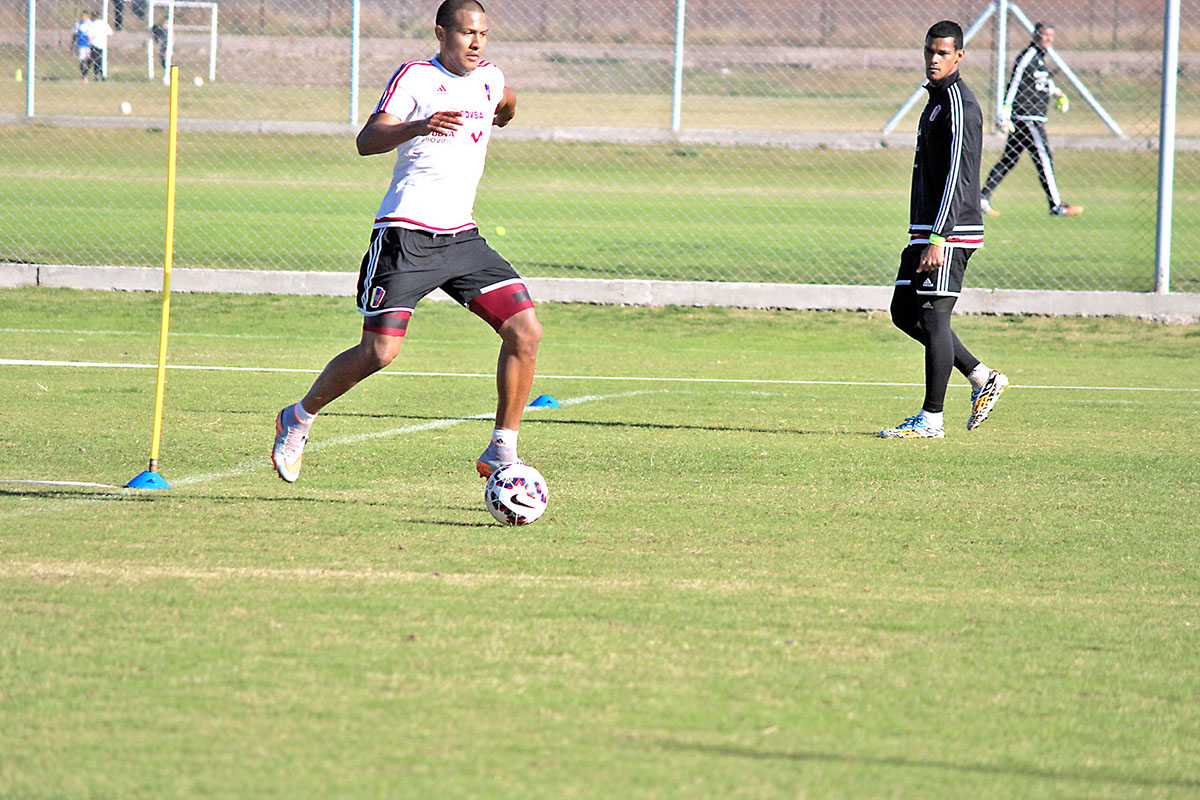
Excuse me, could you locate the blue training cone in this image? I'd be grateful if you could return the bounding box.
[528,394,562,408]
[125,470,170,489]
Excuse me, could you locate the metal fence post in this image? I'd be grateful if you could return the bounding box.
[209,3,218,81]
[349,0,361,126]
[102,0,110,77]
[670,0,686,133]
[25,0,35,116]
[1155,0,1180,294]
[994,0,1008,124]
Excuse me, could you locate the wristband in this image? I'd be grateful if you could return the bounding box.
[928,233,946,246]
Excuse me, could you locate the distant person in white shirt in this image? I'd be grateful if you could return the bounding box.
[271,0,541,486]
[83,11,114,81]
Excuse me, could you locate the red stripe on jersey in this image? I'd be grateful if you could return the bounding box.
[374,217,477,234]
[376,61,433,113]
[910,234,985,245]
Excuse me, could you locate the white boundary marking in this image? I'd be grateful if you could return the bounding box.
[1,357,1197,393]
[174,390,657,488]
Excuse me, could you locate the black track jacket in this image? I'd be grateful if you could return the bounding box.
[908,71,984,249]
[1004,43,1053,121]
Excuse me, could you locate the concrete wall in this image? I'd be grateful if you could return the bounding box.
[4,264,1197,323]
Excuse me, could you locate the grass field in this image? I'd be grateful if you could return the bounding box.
[1,124,1195,292]
[1,287,1198,798]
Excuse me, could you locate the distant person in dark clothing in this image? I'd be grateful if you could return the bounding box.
[980,23,1082,217]
[879,20,1008,439]
[152,20,168,68]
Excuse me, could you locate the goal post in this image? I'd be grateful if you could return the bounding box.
[147,0,218,82]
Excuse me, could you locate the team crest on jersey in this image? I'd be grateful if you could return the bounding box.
[369,286,386,308]
[484,83,491,101]
[929,104,942,121]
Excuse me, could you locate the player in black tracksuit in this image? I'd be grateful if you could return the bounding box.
[981,23,1082,217]
[880,20,1008,439]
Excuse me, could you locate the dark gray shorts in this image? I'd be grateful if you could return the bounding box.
[356,226,521,316]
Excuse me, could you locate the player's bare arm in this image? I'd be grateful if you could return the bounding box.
[493,87,517,128]
[356,110,465,156]
[917,243,946,272]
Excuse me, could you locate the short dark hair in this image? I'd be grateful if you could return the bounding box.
[1033,22,1053,34]
[436,0,485,29]
[925,20,964,51]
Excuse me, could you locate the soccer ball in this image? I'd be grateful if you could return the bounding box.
[484,464,548,526]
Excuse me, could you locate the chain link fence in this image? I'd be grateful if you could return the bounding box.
[1,0,1196,292]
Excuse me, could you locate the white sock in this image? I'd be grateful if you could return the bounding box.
[919,410,943,428]
[294,401,317,425]
[491,428,518,449]
[967,363,991,389]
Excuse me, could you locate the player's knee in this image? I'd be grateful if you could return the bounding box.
[918,298,954,334]
[358,335,401,371]
[500,309,541,354]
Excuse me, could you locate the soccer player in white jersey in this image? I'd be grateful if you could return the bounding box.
[272,0,542,484]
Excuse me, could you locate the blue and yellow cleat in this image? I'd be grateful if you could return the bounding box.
[879,415,945,439]
[967,371,1010,430]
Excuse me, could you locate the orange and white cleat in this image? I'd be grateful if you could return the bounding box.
[272,404,309,483]
[476,440,522,479]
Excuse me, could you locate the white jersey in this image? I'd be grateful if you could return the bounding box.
[84,19,113,49]
[371,55,505,234]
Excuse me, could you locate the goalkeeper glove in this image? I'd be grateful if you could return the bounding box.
[996,105,1015,134]
[1055,95,1070,113]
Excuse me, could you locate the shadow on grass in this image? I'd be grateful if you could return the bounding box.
[0,487,498,526]
[209,409,883,437]
[647,738,1200,791]
[526,417,877,438]
[274,411,851,438]
[401,518,495,529]
[0,486,132,500]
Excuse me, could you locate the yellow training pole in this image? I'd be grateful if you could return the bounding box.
[127,66,179,489]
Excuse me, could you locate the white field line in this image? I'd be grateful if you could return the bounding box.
[172,390,657,488]
[2,357,1198,393]
[0,328,667,352]
[0,326,344,341]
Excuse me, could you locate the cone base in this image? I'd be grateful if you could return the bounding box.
[126,470,170,489]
